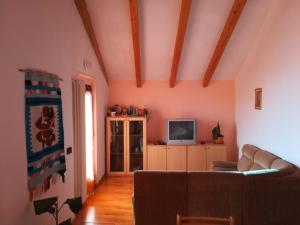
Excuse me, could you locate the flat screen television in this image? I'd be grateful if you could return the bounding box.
[166,119,197,145]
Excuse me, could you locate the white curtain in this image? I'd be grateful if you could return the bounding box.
[72,80,87,201]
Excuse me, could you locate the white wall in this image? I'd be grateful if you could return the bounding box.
[236,0,300,166]
[0,1,108,225]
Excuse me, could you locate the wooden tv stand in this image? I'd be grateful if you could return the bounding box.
[147,144,227,171]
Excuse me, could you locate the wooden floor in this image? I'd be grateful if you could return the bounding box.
[74,176,134,225]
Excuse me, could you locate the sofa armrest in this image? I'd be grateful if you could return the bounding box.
[212,161,238,171]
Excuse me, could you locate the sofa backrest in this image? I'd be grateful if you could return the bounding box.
[249,150,278,170]
[133,171,188,225]
[134,171,244,225]
[134,168,299,225]
[242,170,300,225]
[187,172,244,225]
[238,144,295,174]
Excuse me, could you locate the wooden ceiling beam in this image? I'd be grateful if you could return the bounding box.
[202,0,247,87]
[169,0,192,88]
[74,0,109,85]
[129,0,142,87]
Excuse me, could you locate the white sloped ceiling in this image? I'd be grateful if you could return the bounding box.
[86,0,272,81]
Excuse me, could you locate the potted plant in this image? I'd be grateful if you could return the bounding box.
[33,196,82,225]
[212,122,224,144]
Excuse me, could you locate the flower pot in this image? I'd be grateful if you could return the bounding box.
[214,136,224,144]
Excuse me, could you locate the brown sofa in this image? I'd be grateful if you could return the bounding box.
[133,145,300,225]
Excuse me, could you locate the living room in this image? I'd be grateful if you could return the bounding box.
[1,0,300,225]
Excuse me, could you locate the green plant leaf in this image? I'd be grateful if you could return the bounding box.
[33,197,57,215]
[66,197,82,214]
[59,218,72,225]
[212,122,222,139]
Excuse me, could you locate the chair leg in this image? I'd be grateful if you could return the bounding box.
[176,214,181,225]
[229,216,235,225]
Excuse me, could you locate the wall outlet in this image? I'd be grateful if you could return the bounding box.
[66,147,72,155]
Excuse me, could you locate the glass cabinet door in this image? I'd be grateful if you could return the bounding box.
[128,120,144,172]
[110,120,125,172]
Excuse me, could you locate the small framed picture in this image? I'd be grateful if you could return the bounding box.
[255,88,262,110]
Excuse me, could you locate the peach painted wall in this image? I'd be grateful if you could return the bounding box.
[236,0,300,166]
[0,1,108,225]
[108,80,236,160]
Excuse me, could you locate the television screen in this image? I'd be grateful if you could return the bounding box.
[167,119,196,145]
[169,121,194,140]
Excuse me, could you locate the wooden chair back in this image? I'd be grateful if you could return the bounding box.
[176,214,235,225]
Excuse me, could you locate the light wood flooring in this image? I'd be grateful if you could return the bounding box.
[73,176,134,225]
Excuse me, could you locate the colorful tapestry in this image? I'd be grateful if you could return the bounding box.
[25,70,66,200]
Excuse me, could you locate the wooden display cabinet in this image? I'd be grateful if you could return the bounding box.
[106,117,147,175]
[166,145,187,171]
[147,145,167,171]
[206,144,227,170]
[147,144,227,171]
[187,145,207,171]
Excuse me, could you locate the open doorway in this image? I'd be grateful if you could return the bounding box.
[85,84,94,194]
[73,74,97,202]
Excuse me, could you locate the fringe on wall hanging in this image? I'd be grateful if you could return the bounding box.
[22,69,66,200]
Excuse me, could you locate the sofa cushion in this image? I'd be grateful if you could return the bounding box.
[237,145,259,171]
[134,171,187,225]
[187,172,244,225]
[249,150,278,170]
[212,161,238,171]
[271,159,296,175]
